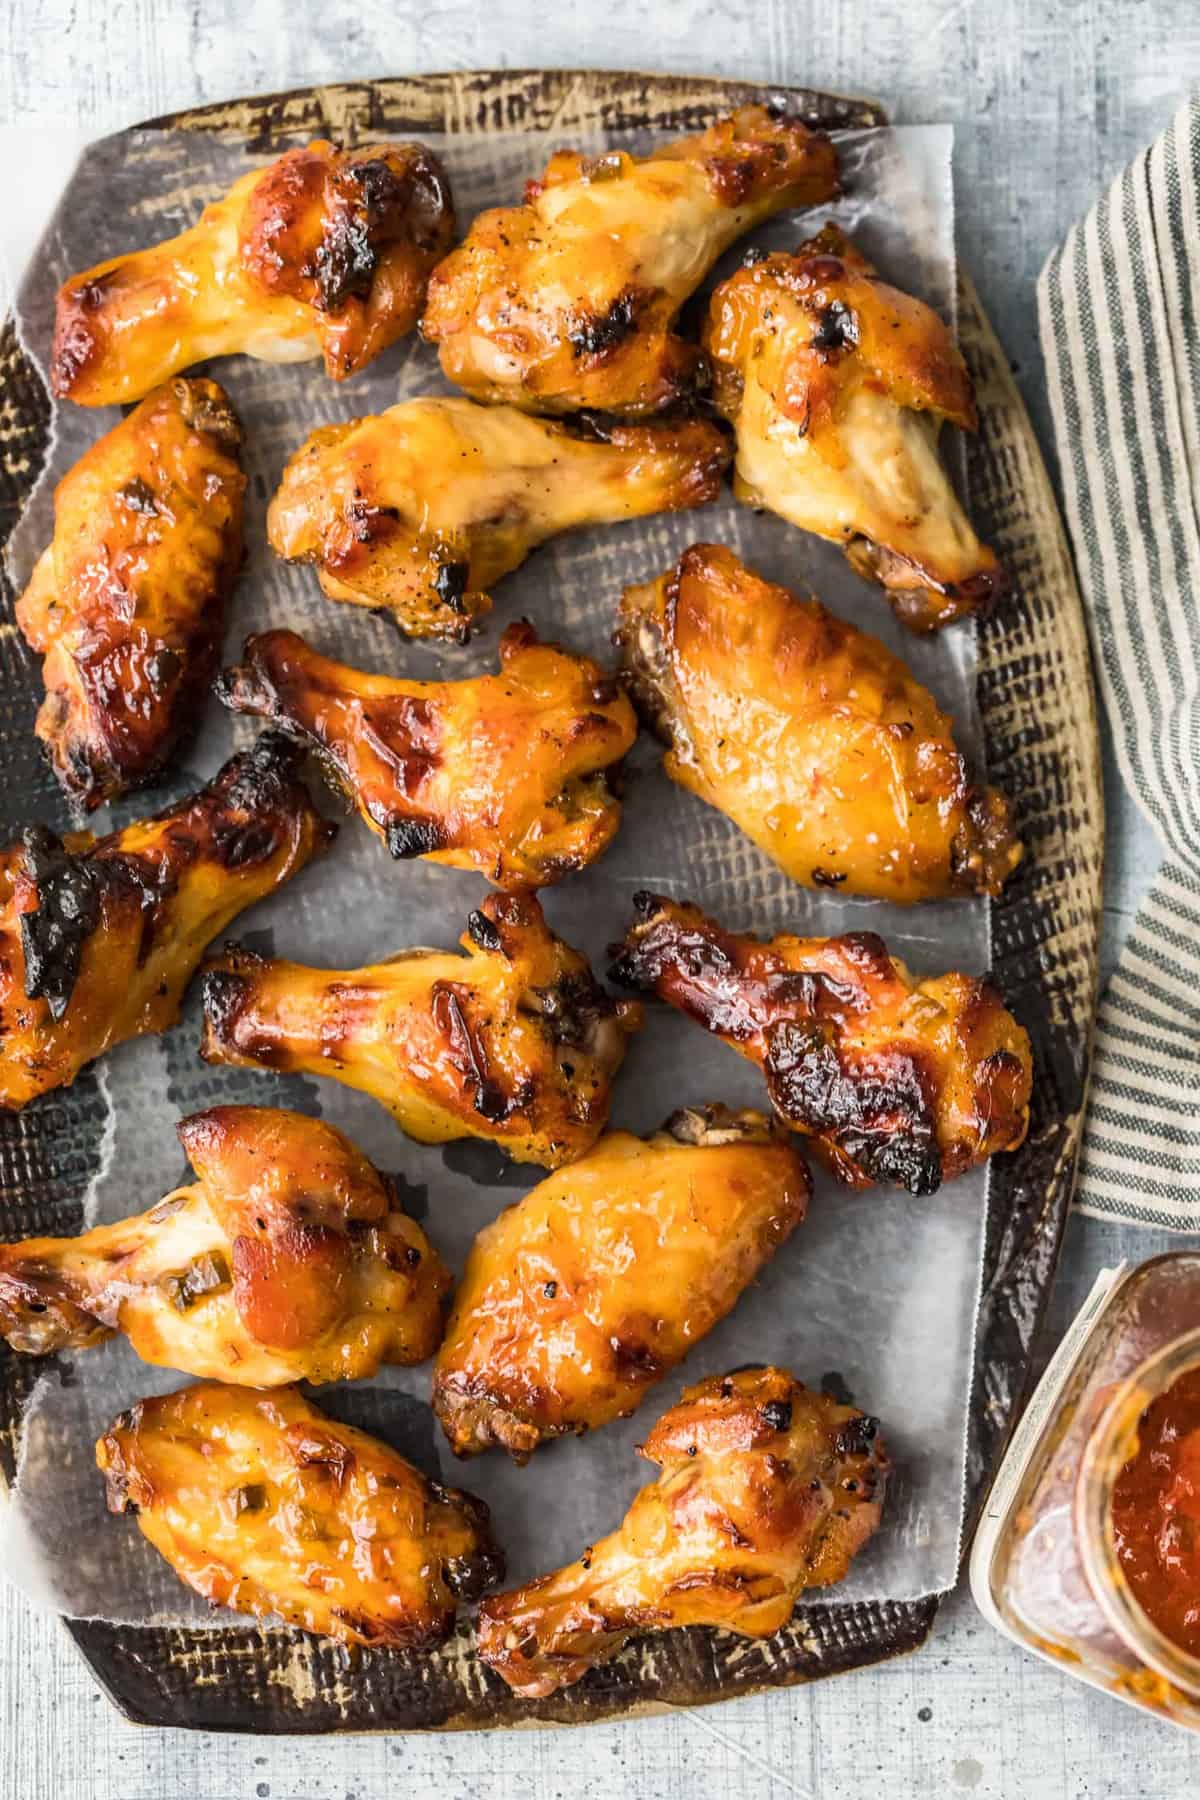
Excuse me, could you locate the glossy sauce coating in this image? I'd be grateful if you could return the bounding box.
[1112,1366,1200,1658]
[218,620,636,887]
[618,543,1021,901]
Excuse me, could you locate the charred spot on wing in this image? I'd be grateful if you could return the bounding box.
[609,1336,665,1383]
[314,156,408,312]
[17,824,105,1021]
[567,290,639,360]
[759,1398,793,1433]
[200,963,257,1049]
[809,299,860,357]
[529,969,620,1049]
[835,1413,880,1457]
[432,560,470,612]
[466,909,504,953]
[385,815,444,860]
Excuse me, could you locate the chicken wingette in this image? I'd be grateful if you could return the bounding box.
[52,139,454,404]
[16,378,246,811]
[610,892,1032,1195]
[616,543,1021,901]
[97,1383,503,1647]
[433,1106,809,1462]
[266,396,730,638]
[217,621,636,888]
[421,105,839,417]
[0,735,334,1110]
[201,891,641,1168]
[477,1366,888,1697]
[704,224,1004,631]
[0,1107,448,1384]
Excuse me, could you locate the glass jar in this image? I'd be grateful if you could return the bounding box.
[971,1254,1200,1729]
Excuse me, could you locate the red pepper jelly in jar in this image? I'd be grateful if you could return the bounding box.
[1111,1366,1200,1658]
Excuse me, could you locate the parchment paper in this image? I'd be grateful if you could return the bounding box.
[1,119,990,1626]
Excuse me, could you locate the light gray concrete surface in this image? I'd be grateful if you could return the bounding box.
[1,2,1198,1794]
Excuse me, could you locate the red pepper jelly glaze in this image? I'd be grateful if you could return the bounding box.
[1112,1365,1200,1658]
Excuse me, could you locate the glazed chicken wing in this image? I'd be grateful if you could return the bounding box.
[217,621,636,887]
[52,139,454,404]
[433,1106,809,1462]
[267,396,730,639]
[201,891,641,1167]
[0,1106,448,1384]
[97,1382,503,1646]
[16,378,245,811]
[0,735,333,1110]
[617,544,1021,901]
[610,893,1031,1195]
[477,1366,888,1697]
[704,224,1004,631]
[421,105,839,417]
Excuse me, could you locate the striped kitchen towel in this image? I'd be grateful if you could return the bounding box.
[1038,96,1200,1228]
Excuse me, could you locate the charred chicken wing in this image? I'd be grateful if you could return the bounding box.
[422,105,839,417]
[0,735,333,1110]
[218,621,636,888]
[617,544,1021,901]
[52,139,455,404]
[433,1106,809,1462]
[477,1365,888,1696]
[0,1106,448,1384]
[201,891,641,1167]
[97,1382,503,1646]
[704,224,1004,631]
[16,378,246,811]
[266,396,730,639]
[610,893,1031,1195]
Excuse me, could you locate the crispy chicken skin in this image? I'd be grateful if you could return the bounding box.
[52,139,455,405]
[704,224,1004,631]
[0,1106,448,1384]
[16,378,246,811]
[97,1382,503,1646]
[0,735,334,1111]
[218,621,637,888]
[266,397,730,639]
[201,891,642,1168]
[433,1107,810,1462]
[610,893,1031,1195]
[616,544,1021,902]
[421,105,839,417]
[477,1366,888,1696]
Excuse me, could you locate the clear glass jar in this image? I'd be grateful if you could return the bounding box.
[970,1254,1200,1729]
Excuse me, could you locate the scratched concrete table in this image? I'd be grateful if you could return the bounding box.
[1,3,1197,1795]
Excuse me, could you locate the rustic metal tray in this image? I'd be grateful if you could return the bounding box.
[0,67,1103,1731]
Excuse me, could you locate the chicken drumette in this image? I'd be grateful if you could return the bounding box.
[477,1366,888,1697]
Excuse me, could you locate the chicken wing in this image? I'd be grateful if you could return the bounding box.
[0,735,334,1110]
[16,378,245,811]
[704,224,1004,631]
[617,543,1021,901]
[52,139,455,405]
[421,105,839,417]
[267,397,730,640]
[0,1106,448,1384]
[217,621,636,888]
[433,1107,809,1462]
[610,892,1031,1195]
[97,1382,503,1646]
[477,1365,887,1696]
[201,891,641,1167]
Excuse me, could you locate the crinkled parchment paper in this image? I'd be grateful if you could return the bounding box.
[0,120,991,1626]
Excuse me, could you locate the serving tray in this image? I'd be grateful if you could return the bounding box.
[0,67,1103,1731]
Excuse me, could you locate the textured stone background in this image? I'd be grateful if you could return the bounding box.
[1,3,1199,1795]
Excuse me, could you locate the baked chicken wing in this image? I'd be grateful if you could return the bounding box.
[52,139,454,404]
[0,1106,448,1384]
[477,1366,888,1696]
[217,621,636,888]
[97,1382,503,1646]
[201,891,641,1167]
[433,1107,809,1462]
[610,892,1031,1195]
[421,105,839,417]
[16,378,245,811]
[617,543,1021,901]
[266,396,730,639]
[704,224,1004,631]
[0,735,333,1110]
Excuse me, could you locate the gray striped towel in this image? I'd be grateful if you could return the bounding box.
[1039,97,1200,1229]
